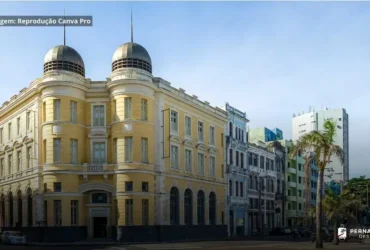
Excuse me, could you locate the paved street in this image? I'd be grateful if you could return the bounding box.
[0,241,369,250]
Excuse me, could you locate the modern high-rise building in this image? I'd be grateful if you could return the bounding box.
[0,30,228,242]
[221,103,249,237]
[292,108,349,183]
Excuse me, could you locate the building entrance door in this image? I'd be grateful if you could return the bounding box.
[93,217,107,238]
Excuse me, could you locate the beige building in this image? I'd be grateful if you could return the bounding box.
[0,35,228,242]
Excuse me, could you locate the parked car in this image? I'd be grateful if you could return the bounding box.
[295,227,311,237]
[1,231,27,245]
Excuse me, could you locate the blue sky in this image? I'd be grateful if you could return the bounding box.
[0,2,369,178]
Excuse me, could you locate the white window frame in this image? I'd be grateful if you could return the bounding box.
[70,139,78,164]
[53,99,61,121]
[54,200,62,226]
[197,121,204,142]
[209,155,216,177]
[197,152,205,175]
[209,126,215,146]
[91,140,107,164]
[184,115,192,138]
[141,137,148,163]
[53,138,61,163]
[124,97,132,119]
[170,144,179,169]
[184,148,192,172]
[170,110,179,133]
[17,150,21,172]
[124,137,133,162]
[70,101,77,123]
[141,99,148,121]
[91,103,106,127]
[17,117,20,136]
[26,112,31,131]
[8,154,12,175]
[71,200,78,226]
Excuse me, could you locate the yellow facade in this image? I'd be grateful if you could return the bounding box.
[0,55,227,240]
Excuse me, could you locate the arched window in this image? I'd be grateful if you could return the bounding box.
[8,192,13,226]
[170,187,179,225]
[17,190,22,226]
[184,189,193,225]
[229,122,233,137]
[197,190,205,225]
[209,192,216,225]
[27,188,33,226]
[0,194,4,227]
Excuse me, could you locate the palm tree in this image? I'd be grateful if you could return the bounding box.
[290,120,344,249]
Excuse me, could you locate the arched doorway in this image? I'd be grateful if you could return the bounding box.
[27,188,32,226]
[197,190,205,225]
[170,187,179,225]
[184,189,193,225]
[209,192,216,225]
[0,194,4,227]
[17,190,22,227]
[8,192,13,227]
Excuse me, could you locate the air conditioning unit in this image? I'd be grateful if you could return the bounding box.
[52,125,62,135]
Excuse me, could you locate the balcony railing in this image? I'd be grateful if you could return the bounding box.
[87,164,104,172]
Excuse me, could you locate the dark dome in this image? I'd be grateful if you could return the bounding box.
[112,42,152,73]
[43,45,85,77]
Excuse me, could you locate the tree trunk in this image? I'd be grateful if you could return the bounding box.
[316,168,324,248]
[333,218,339,245]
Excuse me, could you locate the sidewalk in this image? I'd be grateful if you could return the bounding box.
[28,241,124,246]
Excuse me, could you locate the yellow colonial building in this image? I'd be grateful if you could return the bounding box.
[0,36,228,242]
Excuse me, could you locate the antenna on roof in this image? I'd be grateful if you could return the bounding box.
[130,7,134,43]
[63,9,66,45]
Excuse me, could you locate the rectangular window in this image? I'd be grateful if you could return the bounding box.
[92,142,106,164]
[142,199,149,226]
[236,151,239,167]
[299,177,302,184]
[142,182,149,192]
[53,99,61,120]
[209,126,215,145]
[17,117,20,135]
[141,99,148,121]
[125,181,133,191]
[266,159,270,170]
[185,149,192,172]
[8,155,12,174]
[170,110,178,132]
[229,180,233,196]
[54,200,62,226]
[53,182,62,192]
[113,99,117,121]
[124,137,133,162]
[70,139,78,164]
[271,160,274,171]
[235,181,239,196]
[0,128,2,143]
[197,121,204,141]
[197,152,205,175]
[124,97,132,119]
[70,101,77,123]
[171,145,179,169]
[260,156,264,169]
[253,155,258,166]
[8,123,11,140]
[125,199,133,225]
[53,138,61,163]
[0,158,4,177]
[298,164,302,171]
[93,105,105,126]
[209,156,216,177]
[26,112,31,131]
[241,153,244,168]
[71,200,78,226]
[113,138,117,163]
[229,149,233,165]
[240,182,244,197]
[185,116,192,137]
[141,138,148,163]
[17,151,21,172]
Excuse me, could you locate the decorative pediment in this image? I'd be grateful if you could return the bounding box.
[196,143,207,151]
[208,147,219,154]
[183,139,194,147]
[79,182,116,193]
[23,136,33,144]
[88,131,108,138]
[4,145,13,152]
[13,141,23,149]
[170,135,182,144]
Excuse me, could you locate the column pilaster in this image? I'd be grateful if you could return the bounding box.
[22,195,28,227]
[35,193,44,223]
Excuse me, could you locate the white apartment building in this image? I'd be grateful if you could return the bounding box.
[292,108,349,183]
[247,142,277,233]
[221,103,249,237]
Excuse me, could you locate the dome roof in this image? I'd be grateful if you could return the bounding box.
[112,42,152,73]
[43,45,85,76]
